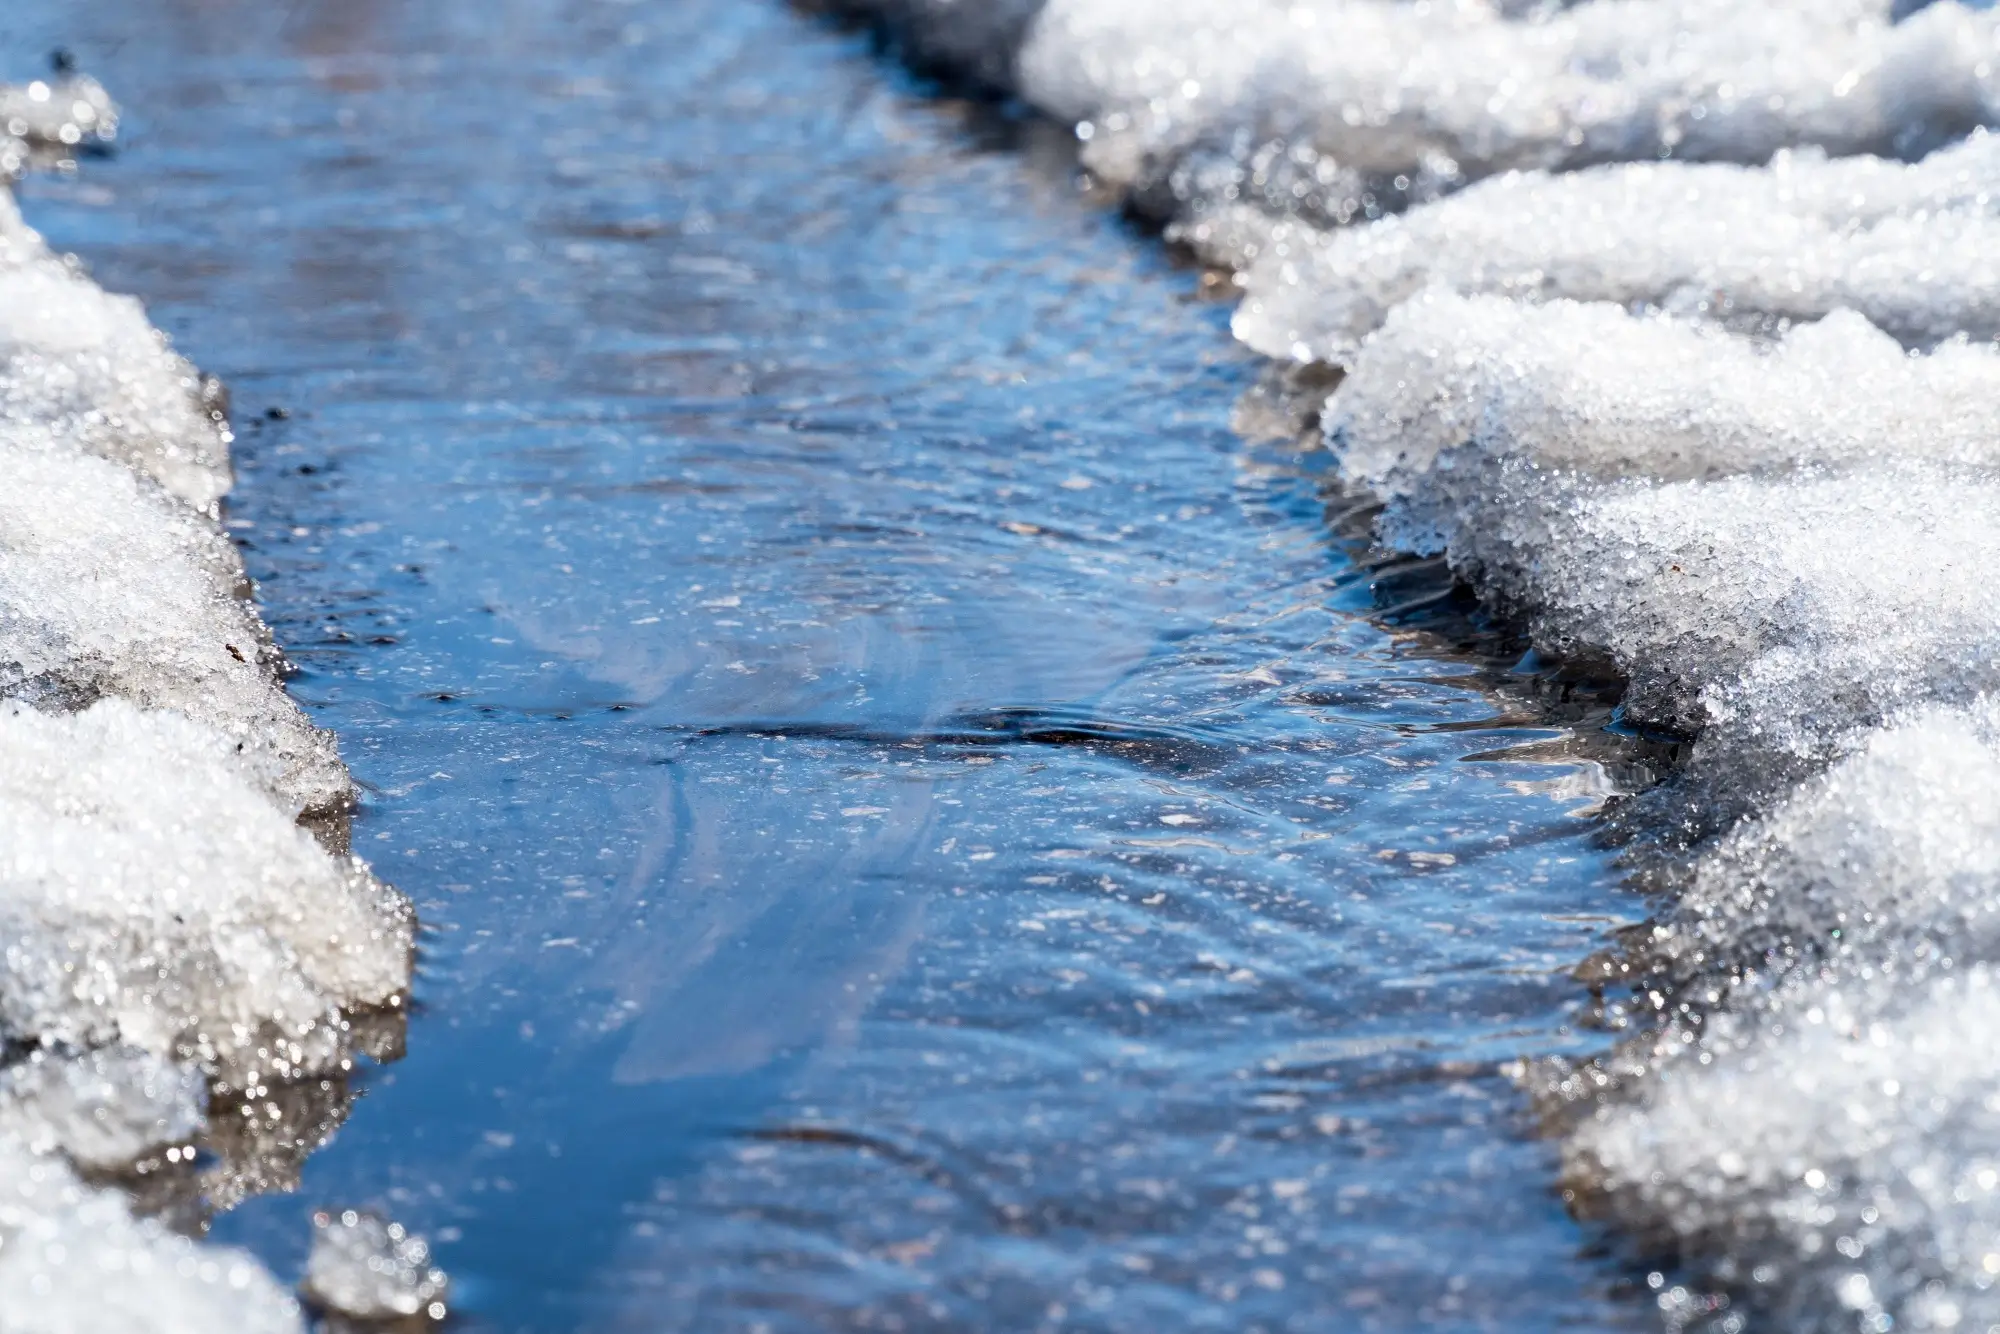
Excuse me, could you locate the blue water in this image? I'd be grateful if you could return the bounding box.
[7,2,1648,1328]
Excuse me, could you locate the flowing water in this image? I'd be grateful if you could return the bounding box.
[3,1,1647,1328]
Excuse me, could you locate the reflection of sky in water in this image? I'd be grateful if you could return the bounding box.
[8,0,1642,1328]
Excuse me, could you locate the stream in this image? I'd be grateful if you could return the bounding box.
[4,1,1644,1328]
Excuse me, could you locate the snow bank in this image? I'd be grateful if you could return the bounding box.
[0,438,348,812]
[1327,293,2000,497]
[0,700,412,1082]
[1320,298,2000,788]
[0,1136,304,1334]
[1561,708,2000,1327]
[0,198,236,511]
[1026,0,2000,220]
[1231,130,2000,363]
[0,73,412,1331]
[1569,964,2000,1333]
[1324,289,2000,1328]
[834,0,2000,1324]
[1640,702,2000,1013]
[1376,464,2000,769]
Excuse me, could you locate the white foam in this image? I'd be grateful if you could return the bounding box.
[1231,131,2000,363]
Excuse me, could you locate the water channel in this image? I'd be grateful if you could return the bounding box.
[5,1,1645,1328]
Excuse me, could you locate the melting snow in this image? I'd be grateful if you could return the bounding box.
[837,0,2000,1325]
[0,72,416,1331]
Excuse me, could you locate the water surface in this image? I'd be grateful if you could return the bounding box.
[5,2,1644,1328]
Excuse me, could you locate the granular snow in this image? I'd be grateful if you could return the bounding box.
[0,70,411,1330]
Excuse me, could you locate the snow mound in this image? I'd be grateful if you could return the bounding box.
[1328,293,2000,500]
[1553,704,2000,1333]
[1569,962,2000,1334]
[1385,462,2000,766]
[0,68,409,1328]
[1231,130,2000,364]
[0,75,118,151]
[0,1048,204,1173]
[1023,0,2000,220]
[0,204,235,511]
[0,700,412,1084]
[0,1136,303,1334]
[0,437,349,813]
[303,1210,449,1323]
[1333,301,2000,1325]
